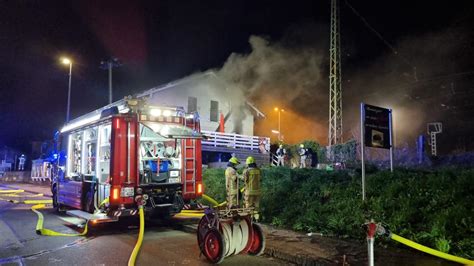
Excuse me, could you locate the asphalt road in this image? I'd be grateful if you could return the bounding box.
[0,192,287,266]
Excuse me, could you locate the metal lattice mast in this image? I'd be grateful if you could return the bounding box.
[329,0,343,146]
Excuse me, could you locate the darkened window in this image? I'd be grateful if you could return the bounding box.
[188,96,197,113]
[210,100,219,122]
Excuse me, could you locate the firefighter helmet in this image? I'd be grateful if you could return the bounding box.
[300,144,304,148]
[279,144,283,148]
[229,157,240,164]
[246,156,255,165]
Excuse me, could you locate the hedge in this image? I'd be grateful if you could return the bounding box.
[201,167,474,258]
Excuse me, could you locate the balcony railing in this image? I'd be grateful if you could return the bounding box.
[201,130,270,153]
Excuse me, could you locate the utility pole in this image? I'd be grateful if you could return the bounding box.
[100,58,122,104]
[329,0,343,146]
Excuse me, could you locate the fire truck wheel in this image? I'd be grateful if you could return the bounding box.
[85,191,94,213]
[202,228,225,264]
[52,186,65,213]
[248,223,265,256]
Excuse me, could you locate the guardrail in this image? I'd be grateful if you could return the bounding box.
[201,130,270,153]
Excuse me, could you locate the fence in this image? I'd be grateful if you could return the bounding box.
[201,130,270,153]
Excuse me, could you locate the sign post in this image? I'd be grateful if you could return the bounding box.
[360,103,366,201]
[389,110,394,172]
[360,103,394,201]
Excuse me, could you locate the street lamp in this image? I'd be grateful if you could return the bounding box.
[274,107,285,141]
[61,57,72,122]
[100,58,122,104]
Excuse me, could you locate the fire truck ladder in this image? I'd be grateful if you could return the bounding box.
[183,139,196,197]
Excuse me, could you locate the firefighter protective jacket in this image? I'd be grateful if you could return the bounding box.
[242,166,261,196]
[225,166,239,196]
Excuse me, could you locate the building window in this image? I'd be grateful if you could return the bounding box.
[188,96,197,113]
[210,100,219,122]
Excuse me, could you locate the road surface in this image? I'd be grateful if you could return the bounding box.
[0,190,286,265]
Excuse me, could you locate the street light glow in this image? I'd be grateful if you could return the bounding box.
[274,107,284,141]
[61,57,71,65]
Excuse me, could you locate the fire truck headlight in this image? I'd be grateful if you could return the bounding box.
[150,108,162,116]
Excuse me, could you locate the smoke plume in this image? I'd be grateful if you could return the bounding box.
[210,23,473,150]
[216,29,328,143]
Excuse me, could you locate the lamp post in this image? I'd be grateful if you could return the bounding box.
[100,58,122,104]
[274,107,284,141]
[61,57,72,123]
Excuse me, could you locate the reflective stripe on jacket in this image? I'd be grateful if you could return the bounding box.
[225,166,238,195]
[243,167,261,196]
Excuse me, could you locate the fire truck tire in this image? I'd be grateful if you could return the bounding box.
[202,228,225,264]
[52,186,65,213]
[248,223,265,256]
[84,191,94,213]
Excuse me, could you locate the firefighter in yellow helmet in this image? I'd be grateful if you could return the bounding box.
[242,156,262,221]
[225,156,241,208]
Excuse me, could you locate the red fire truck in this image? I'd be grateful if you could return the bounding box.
[52,97,203,222]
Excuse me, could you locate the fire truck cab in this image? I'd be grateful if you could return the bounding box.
[52,97,203,222]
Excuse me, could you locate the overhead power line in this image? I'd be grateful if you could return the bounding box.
[344,0,418,80]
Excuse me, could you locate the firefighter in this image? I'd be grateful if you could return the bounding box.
[298,144,307,168]
[276,144,286,166]
[242,156,261,221]
[18,154,26,171]
[225,156,241,208]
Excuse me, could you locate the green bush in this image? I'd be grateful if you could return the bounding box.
[202,167,474,259]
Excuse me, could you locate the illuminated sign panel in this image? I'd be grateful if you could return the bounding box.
[363,104,391,149]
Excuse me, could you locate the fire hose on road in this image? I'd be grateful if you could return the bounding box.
[128,205,145,266]
[0,188,89,236]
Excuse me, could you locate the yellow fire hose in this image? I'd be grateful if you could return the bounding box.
[0,189,89,236]
[128,205,145,266]
[201,194,219,207]
[0,189,25,193]
[201,193,227,207]
[390,233,474,265]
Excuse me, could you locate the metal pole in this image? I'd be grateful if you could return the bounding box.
[66,62,72,122]
[367,221,376,266]
[360,103,366,201]
[368,237,375,266]
[389,109,394,172]
[108,61,112,104]
[278,110,281,141]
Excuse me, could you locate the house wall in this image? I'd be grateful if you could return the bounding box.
[145,73,254,136]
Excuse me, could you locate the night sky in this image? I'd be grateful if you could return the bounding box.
[1,0,473,154]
